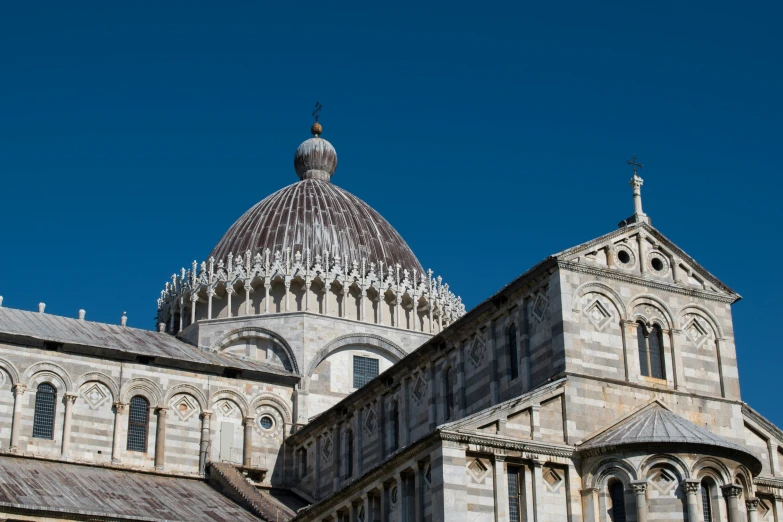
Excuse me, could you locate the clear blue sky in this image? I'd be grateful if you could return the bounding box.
[1,3,781,424]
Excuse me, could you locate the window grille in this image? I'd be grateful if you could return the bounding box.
[345,430,354,478]
[127,395,149,452]
[32,383,56,439]
[444,369,453,421]
[353,356,379,388]
[391,401,400,450]
[508,467,521,522]
[508,324,519,380]
[637,322,666,379]
[701,483,713,522]
[609,482,627,522]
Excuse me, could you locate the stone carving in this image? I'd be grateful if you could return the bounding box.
[469,335,486,367]
[532,293,549,323]
[584,299,613,330]
[364,408,377,435]
[412,375,427,403]
[467,458,490,483]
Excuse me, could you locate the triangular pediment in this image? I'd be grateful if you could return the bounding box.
[554,222,739,301]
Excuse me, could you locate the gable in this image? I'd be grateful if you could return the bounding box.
[554,222,739,302]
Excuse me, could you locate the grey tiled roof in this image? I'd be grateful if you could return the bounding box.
[578,401,761,472]
[0,455,261,521]
[0,307,296,378]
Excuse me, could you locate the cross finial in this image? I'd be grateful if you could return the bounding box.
[626,155,643,176]
[312,102,323,123]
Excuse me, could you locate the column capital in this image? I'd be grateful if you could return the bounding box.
[631,480,648,494]
[722,484,743,498]
[530,458,544,468]
[580,487,600,496]
[243,415,256,425]
[190,293,199,302]
[156,406,169,414]
[494,454,506,463]
[683,479,701,494]
[746,498,760,512]
[200,410,212,419]
[113,401,128,413]
[64,392,78,403]
[12,383,26,395]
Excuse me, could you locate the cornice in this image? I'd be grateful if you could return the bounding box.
[557,261,737,304]
[438,430,575,458]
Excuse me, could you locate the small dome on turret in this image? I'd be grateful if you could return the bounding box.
[294,123,337,182]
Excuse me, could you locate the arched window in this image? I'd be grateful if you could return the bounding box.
[444,368,453,421]
[637,322,666,379]
[127,395,150,452]
[701,481,713,522]
[609,481,627,522]
[32,383,57,439]
[345,429,354,479]
[508,324,519,380]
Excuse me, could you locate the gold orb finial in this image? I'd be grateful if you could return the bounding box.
[311,122,323,137]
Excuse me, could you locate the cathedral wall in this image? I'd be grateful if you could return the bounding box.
[564,376,745,448]
[558,265,740,404]
[0,342,294,483]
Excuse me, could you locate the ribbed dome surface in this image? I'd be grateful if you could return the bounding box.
[210,179,424,273]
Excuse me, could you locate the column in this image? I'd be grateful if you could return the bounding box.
[244,283,252,316]
[399,378,409,447]
[530,404,541,441]
[179,296,184,331]
[620,320,631,381]
[285,281,291,312]
[342,287,348,318]
[360,286,366,321]
[190,293,198,324]
[427,363,436,430]
[362,493,372,522]
[324,282,329,315]
[264,283,271,313]
[769,440,780,476]
[395,290,401,328]
[378,293,383,325]
[747,498,760,522]
[243,416,255,467]
[305,277,311,312]
[154,407,168,470]
[637,233,646,274]
[379,483,388,522]
[531,459,544,522]
[715,338,728,398]
[684,480,701,522]
[772,495,783,522]
[9,383,26,452]
[207,289,214,319]
[493,455,509,522]
[111,401,127,463]
[226,286,233,317]
[580,488,600,522]
[456,341,467,417]
[60,392,78,457]
[487,321,499,406]
[631,481,648,522]
[722,485,743,522]
[414,464,423,522]
[199,411,212,474]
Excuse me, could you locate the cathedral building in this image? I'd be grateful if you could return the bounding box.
[0,122,780,522]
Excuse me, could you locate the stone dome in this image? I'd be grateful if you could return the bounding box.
[210,128,423,273]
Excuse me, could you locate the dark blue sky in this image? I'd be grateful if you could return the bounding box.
[1,3,781,423]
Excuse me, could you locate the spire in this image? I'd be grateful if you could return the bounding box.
[619,155,651,227]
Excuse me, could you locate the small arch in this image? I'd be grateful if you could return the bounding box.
[692,457,731,485]
[74,372,119,401]
[0,358,21,385]
[120,378,163,407]
[163,383,208,411]
[211,326,298,374]
[23,361,72,392]
[628,294,675,329]
[572,282,628,320]
[249,393,292,423]
[304,333,405,390]
[210,389,249,417]
[587,458,638,489]
[639,453,690,481]
[676,305,723,339]
[734,467,753,498]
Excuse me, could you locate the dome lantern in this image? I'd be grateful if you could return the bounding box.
[294,123,337,182]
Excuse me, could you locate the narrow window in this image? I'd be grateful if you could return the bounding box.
[353,355,379,388]
[127,396,150,452]
[609,481,627,522]
[391,401,400,450]
[508,467,521,522]
[636,322,650,377]
[444,368,453,421]
[32,383,57,439]
[345,430,354,479]
[649,324,665,379]
[701,482,713,522]
[508,324,519,380]
[298,447,308,478]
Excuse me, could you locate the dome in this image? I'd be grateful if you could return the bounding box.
[210,126,423,273]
